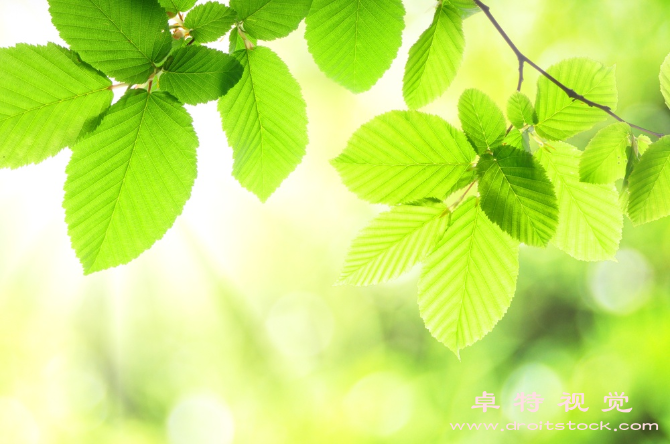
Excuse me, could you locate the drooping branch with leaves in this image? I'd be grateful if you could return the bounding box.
[330,0,670,356]
[1,0,670,355]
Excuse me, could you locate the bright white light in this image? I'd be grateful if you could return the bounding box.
[589,249,653,315]
[501,363,563,422]
[167,395,234,444]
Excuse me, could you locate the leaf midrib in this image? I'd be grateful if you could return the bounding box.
[241,0,273,20]
[89,93,151,271]
[352,0,362,88]
[486,156,546,243]
[0,86,110,124]
[244,48,267,196]
[408,3,443,95]
[84,0,156,67]
[454,204,480,351]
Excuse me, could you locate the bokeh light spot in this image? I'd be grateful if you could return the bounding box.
[167,395,234,444]
[589,249,653,315]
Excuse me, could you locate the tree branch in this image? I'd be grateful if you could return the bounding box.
[472,0,665,139]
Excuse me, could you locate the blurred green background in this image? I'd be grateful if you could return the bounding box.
[1,0,670,443]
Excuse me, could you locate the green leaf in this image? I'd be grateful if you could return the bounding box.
[337,201,450,286]
[48,0,172,84]
[218,47,308,202]
[171,37,188,53]
[184,2,237,44]
[0,43,112,169]
[305,0,405,93]
[418,197,518,356]
[458,89,506,154]
[628,136,670,225]
[536,142,622,261]
[579,122,631,184]
[403,2,464,109]
[160,46,243,105]
[64,90,198,274]
[332,111,476,205]
[661,53,670,110]
[507,91,536,129]
[477,144,558,246]
[231,0,311,41]
[447,166,477,196]
[159,0,197,13]
[637,135,652,155]
[447,0,480,18]
[503,128,531,153]
[535,58,618,141]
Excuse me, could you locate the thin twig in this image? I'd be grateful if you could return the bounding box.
[450,181,476,210]
[472,0,665,139]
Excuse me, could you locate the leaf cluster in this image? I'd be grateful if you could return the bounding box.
[2,0,670,357]
[1,0,317,273]
[333,5,670,355]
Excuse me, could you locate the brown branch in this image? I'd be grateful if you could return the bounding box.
[472,0,665,139]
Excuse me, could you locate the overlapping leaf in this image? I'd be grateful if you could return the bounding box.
[48,0,172,84]
[332,111,476,205]
[579,122,630,184]
[628,136,670,225]
[535,58,617,141]
[305,0,405,93]
[536,142,622,261]
[229,29,258,52]
[232,0,311,41]
[184,2,237,44]
[403,2,464,109]
[503,128,530,153]
[661,53,670,109]
[637,135,652,155]
[0,43,112,169]
[477,145,558,246]
[458,89,506,154]
[159,0,197,13]
[64,90,198,274]
[507,91,536,129]
[448,0,480,18]
[337,201,450,286]
[218,46,308,202]
[418,198,518,356]
[160,46,243,105]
